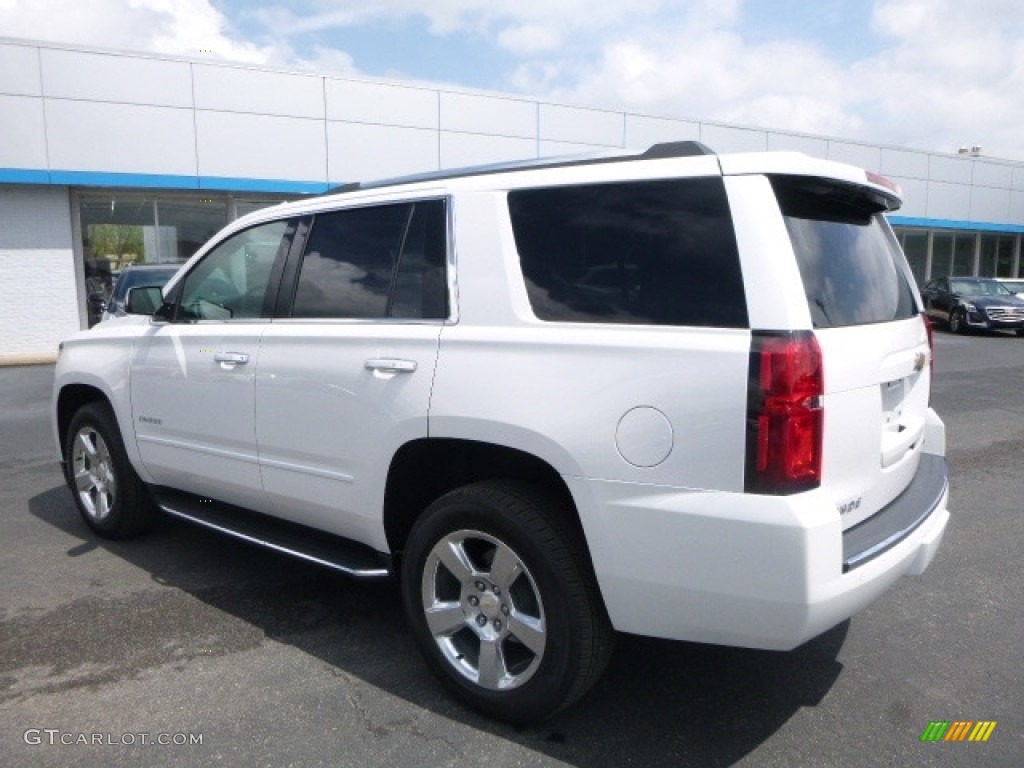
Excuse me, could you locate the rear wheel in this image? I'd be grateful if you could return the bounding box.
[65,402,154,538]
[401,480,614,723]
[948,308,967,334]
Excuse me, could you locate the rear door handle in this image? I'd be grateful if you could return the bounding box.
[365,358,417,374]
[214,352,249,367]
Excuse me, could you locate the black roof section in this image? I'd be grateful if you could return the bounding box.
[324,140,716,196]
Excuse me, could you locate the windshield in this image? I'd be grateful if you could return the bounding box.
[951,279,1011,296]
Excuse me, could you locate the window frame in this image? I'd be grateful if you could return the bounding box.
[274,197,451,323]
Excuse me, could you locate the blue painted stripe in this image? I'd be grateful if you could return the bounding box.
[889,216,1024,234]
[199,176,329,194]
[49,170,201,189]
[0,168,51,184]
[0,167,327,195]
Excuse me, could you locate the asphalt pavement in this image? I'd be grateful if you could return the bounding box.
[1,330,1021,767]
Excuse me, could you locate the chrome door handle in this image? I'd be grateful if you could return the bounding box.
[365,358,417,374]
[214,352,249,367]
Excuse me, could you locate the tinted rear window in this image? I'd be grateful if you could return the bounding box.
[508,178,747,328]
[772,176,918,328]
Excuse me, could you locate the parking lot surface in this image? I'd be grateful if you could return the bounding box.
[1,330,1022,767]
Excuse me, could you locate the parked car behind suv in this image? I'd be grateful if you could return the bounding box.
[53,142,949,722]
[101,264,181,321]
[921,276,1024,335]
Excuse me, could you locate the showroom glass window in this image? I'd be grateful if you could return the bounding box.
[900,232,928,285]
[78,192,293,326]
[952,234,975,275]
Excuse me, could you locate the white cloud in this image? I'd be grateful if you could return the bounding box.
[0,0,273,63]
[497,24,563,56]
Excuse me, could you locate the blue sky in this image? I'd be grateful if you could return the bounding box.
[2,0,1022,160]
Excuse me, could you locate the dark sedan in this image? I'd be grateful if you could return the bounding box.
[921,276,1024,335]
[100,263,180,322]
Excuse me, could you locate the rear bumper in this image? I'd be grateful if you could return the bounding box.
[842,454,947,571]
[573,452,949,651]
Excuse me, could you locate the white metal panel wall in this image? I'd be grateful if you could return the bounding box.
[970,186,1011,223]
[440,92,536,138]
[327,122,437,182]
[927,181,973,221]
[195,111,326,181]
[440,132,535,168]
[971,161,1013,189]
[539,140,617,156]
[766,132,828,158]
[881,148,930,179]
[827,141,882,170]
[625,115,701,149]
[45,100,197,175]
[701,124,767,153]
[325,79,437,129]
[891,177,928,218]
[194,65,326,119]
[929,155,973,184]
[1010,191,1024,222]
[0,96,48,169]
[0,43,41,95]
[540,104,623,146]
[40,48,192,107]
[0,186,78,362]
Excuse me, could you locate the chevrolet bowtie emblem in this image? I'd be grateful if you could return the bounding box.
[914,352,928,372]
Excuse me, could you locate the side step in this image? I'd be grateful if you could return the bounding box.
[150,487,392,579]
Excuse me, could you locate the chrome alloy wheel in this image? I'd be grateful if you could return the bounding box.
[71,425,117,523]
[420,530,546,691]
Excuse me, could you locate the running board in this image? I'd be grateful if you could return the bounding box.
[150,487,391,579]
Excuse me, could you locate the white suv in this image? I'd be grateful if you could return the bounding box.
[53,142,950,722]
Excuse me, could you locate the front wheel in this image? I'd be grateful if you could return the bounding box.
[65,402,154,538]
[948,308,967,334]
[401,481,614,723]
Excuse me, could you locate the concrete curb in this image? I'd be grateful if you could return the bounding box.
[0,355,59,367]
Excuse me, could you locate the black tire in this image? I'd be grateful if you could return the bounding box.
[948,308,968,334]
[401,480,614,723]
[65,402,155,539]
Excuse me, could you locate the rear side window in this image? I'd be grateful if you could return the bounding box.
[291,200,447,319]
[508,178,748,328]
[772,176,918,328]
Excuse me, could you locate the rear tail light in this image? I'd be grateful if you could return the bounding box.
[923,314,934,372]
[745,331,824,494]
[923,313,935,404]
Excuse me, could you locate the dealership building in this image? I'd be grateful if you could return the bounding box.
[2,36,1023,363]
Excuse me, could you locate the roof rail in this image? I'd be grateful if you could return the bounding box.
[324,140,715,196]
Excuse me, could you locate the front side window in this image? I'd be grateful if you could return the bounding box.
[290,200,447,319]
[508,178,747,328]
[177,219,291,321]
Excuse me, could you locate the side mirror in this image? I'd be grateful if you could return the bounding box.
[125,285,164,316]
